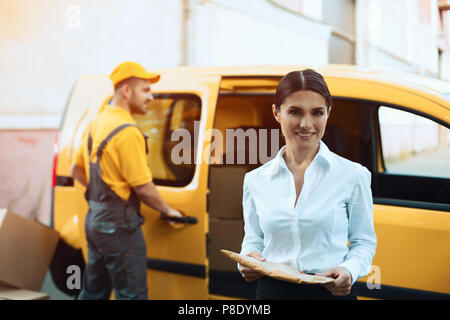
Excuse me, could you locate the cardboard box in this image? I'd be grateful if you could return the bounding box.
[208,218,244,272]
[0,285,49,300]
[209,166,248,219]
[0,209,60,292]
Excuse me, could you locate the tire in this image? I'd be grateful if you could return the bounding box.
[49,238,86,297]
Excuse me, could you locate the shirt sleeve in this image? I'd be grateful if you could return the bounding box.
[240,174,265,256]
[116,127,152,187]
[339,166,377,284]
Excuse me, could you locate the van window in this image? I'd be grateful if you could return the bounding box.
[376,106,450,206]
[134,94,201,187]
[379,107,450,179]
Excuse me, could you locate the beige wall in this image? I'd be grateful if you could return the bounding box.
[0,0,183,129]
[0,130,56,224]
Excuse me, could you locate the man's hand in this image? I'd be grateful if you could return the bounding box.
[133,182,184,227]
[316,267,353,296]
[160,208,184,227]
[239,252,266,282]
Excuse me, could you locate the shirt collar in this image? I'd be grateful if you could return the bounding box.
[317,140,334,168]
[106,104,130,114]
[105,105,136,122]
[268,140,333,177]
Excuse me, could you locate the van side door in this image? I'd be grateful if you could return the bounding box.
[134,72,220,299]
[326,76,450,299]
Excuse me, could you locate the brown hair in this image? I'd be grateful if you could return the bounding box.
[274,69,332,111]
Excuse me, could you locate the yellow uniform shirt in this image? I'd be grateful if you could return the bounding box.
[73,105,152,201]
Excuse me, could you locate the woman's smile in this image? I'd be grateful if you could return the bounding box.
[295,131,317,139]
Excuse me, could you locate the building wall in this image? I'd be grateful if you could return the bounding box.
[270,0,322,20]
[356,0,445,77]
[322,0,355,64]
[187,0,331,66]
[443,4,450,79]
[0,0,183,130]
[275,0,447,74]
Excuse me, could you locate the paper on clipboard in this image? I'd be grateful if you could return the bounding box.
[221,249,334,285]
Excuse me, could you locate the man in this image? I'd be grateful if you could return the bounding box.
[71,61,183,300]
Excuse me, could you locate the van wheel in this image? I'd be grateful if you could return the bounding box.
[49,239,85,297]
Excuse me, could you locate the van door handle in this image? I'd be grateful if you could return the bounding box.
[162,216,198,224]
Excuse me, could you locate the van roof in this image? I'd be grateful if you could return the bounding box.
[159,64,450,98]
[84,64,450,105]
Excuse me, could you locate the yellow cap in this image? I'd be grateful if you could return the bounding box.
[110,61,160,86]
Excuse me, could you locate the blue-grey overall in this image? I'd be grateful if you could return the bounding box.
[78,124,148,300]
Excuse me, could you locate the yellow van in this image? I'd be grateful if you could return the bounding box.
[50,65,450,300]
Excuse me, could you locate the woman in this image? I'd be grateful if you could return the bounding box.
[238,69,377,300]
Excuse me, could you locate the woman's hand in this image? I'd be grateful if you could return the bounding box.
[316,267,353,296]
[238,252,266,282]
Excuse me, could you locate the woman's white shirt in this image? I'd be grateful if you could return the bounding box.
[240,140,377,284]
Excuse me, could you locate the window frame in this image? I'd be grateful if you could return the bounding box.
[374,101,449,211]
